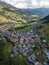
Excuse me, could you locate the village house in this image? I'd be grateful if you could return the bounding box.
[44,62,49,65]
[11,54,14,58]
[18,44,23,53]
[28,54,35,63]
[5,30,19,43]
[44,49,49,61]
[35,62,42,65]
[20,36,24,44]
[42,40,47,43]
[1,37,7,43]
[22,47,29,56]
[12,46,18,54]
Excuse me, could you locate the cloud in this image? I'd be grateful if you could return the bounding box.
[1,0,49,8]
[31,0,49,8]
[31,0,39,8]
[40,0,49,8]
[15,3,29,8]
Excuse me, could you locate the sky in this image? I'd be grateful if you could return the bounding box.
[1,0,49,9]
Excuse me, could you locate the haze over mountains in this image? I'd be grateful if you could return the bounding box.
[0,0,49,18]
[24,8,49,18]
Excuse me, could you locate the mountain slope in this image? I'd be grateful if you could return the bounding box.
[41,15,49,23]
[43,15,49,23]
[0,1,26,23]
[0,1,39,24]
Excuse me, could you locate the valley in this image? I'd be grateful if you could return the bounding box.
[0,1,49,65]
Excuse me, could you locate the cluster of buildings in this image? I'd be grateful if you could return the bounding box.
[0,26,49,65]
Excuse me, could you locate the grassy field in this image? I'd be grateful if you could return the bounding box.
[14,25,31,32]
[2,42,13,59]
[38,24,49,45]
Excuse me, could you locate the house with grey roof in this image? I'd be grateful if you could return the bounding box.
[28,54,35,63]
[44,49,49,61]
[35,62,42,65]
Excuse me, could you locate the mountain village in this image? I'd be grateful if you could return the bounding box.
[0,25,49,65]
